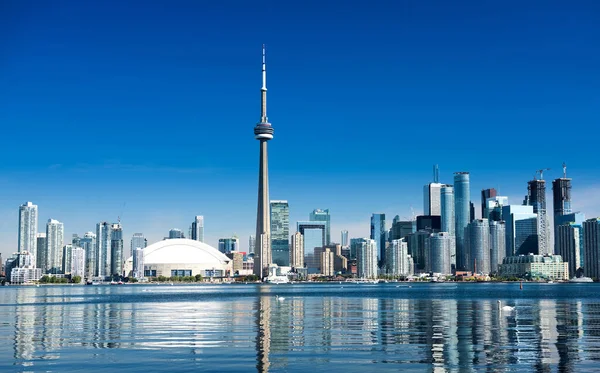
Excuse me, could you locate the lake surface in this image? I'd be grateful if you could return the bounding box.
[1,283,600,372]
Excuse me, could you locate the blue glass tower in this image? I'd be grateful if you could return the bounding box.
[453,172,470,271]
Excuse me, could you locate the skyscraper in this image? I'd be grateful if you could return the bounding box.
[341,230,349,248]
[270,200,290,266]
[370,213,386,267]
[357,239,377,279]
[386,239,411,276]
[80,232,96,280]
[557,223,582,279]
[483,196,509,221]
[309,209,331,245]
[320,248,334,276]
[218,236,240,254]
[36,233,47,271]
[133,248,145,279]
[553,164,573,254]
[62,244,73,274]
[96,222,112,278]
[18,202,38,260]
[426,232,452,275]
[254,45,274,279]
[191,216,204,242]
[440,185,456,269]
[297,221,326,272]
[502,205,538,257]
[168,229,185,239]
[465,219,490,274]
[71,247,85,280]
[527,177,549,255]
[130,233,147,257]
[248,235,256,255]
[489,221,506,274]
[46,219,64,274]
[480,188,497,220]
[454,172,470,270]
[110,223,124,277]
[290,232,304,268]
[583,218,600,280]
[424,183,443,216]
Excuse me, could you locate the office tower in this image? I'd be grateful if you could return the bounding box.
[71,247,85,280]
[526,177,549,255]
[502,205,537,257]
[80,232,96,280]
[423,183,443,216]
[341,230,349,248]
[553,164,573,218]
[557,224,582,279]
[297,221,326,272]
[290,232,304,268]
[390,217,415,241]
[583,218,600,280]
[46,219,64,274]
[133,248,144,279]
[470,202,476,222]
[465,219,490,274]
[484,196,509,221]
[168,228,185,239]
[480,188,497,219]
[18,202,38,259]
[357,239,377,278]
[218,236,240,254]
[426,232,452,275]
[62,244,73,274]
[370,213,386,267]
[249,235,256,255]
[440,186,455,234]
[191,215,204,242]
[130,233,147,257]
[270,200,290,266]
[254,45,274,279]
[96,222,112,277]
[407,230,431,273]
[309,209,331,245]
[110,223,123,277]
[416,215,441,231]
[36,233,47,270]
[386,239,410,276]
[454,172,470,270]
[320,248,334,276]
[349,238,367,260]
[515,217,538,255]
[489,221,506,274]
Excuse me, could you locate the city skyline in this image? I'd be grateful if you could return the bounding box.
[1,1,600,260]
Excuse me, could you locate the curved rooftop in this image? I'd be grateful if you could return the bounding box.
[137,238,230,265]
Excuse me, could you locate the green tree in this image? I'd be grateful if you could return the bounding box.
[195,274,203,282]
[157,275,167,282]
[71,276,81,284]
[39,275,49,283]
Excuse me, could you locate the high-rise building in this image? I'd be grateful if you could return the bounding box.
[357,239,377,279]
[349,238,367,261]
[426,232,452,275]
[515,217,538,255]
[168,229,185,239]
[390,217,415,241]
[191,215,204,242]
[96,222,112,278]
[440,185,456,270]
[133,248,145,279]
[218,236,240,254]
[556,223,582,279]
[424,183,443,216]
[71,247,85,280]
[583,218,600,280]
[46,219,64,274]
[502,205,538,257]
[130,233,147,258]
[553,165,573,254]
[80,232,96,280]
[407,230,431,273]
[309,209,331,245]
[35,233,47,271]
[18,202,38,260]
[370,213,386,267]
[480,188,497,220]
[110,223,124,277]
[526,178,549,255]
[416,215,441,231]
[290,232,304,268]
[386,239,411,276]
[297,221,326,272]
[254,45,274,279]
[62,244,73,274]
[341,230,349,248]
[270,200,290,266]
[248,235,256,255]
[470,201,476,222]
[320,248,334,276]
[483,196,509,221]
[465,219,490,274]
[454,172,470,270]
[489,221,506,274]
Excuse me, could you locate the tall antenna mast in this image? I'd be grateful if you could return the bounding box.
[433,164,439,183]
[563,162,567,178]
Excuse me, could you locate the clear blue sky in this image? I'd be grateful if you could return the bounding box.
[1,0,599,259]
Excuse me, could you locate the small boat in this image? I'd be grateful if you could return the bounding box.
[117,281,123,285]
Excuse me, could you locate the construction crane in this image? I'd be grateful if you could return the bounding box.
[534,168,550,180]
[562,162,567,178]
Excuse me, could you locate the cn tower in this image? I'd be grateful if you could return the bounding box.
[254,45,274,279]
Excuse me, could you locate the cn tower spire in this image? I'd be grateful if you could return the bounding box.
[260,44,268,124]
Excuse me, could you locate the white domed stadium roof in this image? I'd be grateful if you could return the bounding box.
[142,238,230,265]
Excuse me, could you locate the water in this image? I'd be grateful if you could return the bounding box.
[2,283,600,372]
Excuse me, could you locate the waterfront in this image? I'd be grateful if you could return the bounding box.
[2,283,600,372]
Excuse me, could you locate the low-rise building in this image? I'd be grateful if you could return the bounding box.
[498,254,568,280]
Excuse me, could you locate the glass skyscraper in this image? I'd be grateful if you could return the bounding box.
[370,213,386,267]
[18,202,38,261]
[46,219,64,274]
[453,172,470,271]
[130,233,147,258]
[427,232,452,275]
[309,209,331,245]
[80,232,96,280]
[489,221,506,274]
[270,200,290,266]
[96,222,112,278]
[191,215,204,242]
[110,223,124,277]
[465,219,490,274]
